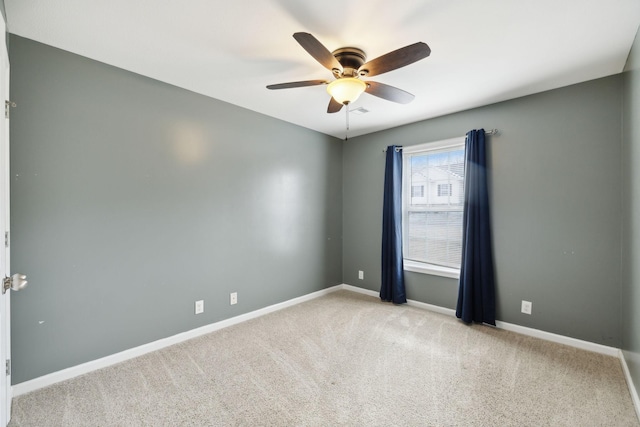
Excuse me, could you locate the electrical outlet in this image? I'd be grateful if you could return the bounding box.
[195,300,204,314]
[358,270,364,280]
[521,300,532,315]
[230,292,238,305]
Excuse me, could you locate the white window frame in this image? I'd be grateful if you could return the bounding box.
[402,137,465,279]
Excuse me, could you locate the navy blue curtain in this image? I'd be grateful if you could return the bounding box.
[456,129,496,325]
[380,145,406,304]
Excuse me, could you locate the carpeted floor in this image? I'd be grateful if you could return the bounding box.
[9,290,640,426]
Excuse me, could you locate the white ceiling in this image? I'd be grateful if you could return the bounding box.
[5,0,640,139]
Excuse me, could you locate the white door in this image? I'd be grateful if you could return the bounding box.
[0,14,11,426]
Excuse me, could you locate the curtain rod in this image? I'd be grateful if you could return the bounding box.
[383,129,499,152]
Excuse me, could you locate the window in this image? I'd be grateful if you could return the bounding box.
[437,183,452,197]
[402,137,465,278]
[438,183,453,197]
[411,185,424,198]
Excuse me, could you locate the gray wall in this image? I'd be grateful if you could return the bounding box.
[343,76,623,347]
[622,27,640,402]
[9,35,343,384]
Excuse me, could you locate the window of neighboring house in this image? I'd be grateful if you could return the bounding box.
[411,185,424,198]
[437,183,452,197]
[402,137,466,279]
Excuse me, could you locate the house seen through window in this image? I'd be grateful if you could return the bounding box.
[402,138,465,277]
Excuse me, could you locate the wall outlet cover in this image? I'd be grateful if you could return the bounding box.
[230,292,238,305]
[195,300,204,314]
[521,300,532,315]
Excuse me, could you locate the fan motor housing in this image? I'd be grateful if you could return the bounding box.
[332,47,366,78]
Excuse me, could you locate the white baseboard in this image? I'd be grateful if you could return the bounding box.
[406,297,457,317]
[10,281,637,422]
[340,284,378,298]
[493,320,620,357]
[341,284,619,355]
[12,285,344,397]
[620,350,640,422]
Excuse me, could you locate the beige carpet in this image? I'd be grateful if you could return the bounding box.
[9,290,639,426]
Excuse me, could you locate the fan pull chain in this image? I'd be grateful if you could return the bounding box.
[345,105,350,141]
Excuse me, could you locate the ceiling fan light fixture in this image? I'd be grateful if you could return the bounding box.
[327,78,366,105]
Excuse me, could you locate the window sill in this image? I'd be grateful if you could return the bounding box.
[403,260,460,280]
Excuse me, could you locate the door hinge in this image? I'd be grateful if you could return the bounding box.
[5,359,9,376]
[4,231,8,248]
[5,100,15,119]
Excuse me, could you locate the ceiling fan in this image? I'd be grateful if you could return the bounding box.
[267,32,431,113]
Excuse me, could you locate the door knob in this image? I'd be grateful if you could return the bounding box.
[3,274,27,294]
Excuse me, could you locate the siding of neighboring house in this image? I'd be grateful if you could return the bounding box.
[409,167,464,206]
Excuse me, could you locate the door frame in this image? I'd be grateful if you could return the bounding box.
[0,14,11,426]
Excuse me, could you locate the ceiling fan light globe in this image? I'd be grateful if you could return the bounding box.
[327,78,366,105]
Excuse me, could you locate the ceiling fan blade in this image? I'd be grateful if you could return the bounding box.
[267,79,328,90]
[359,42,431,77]
[327,97,343,113]
[293,32,343,73]
[365,81,415,104]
